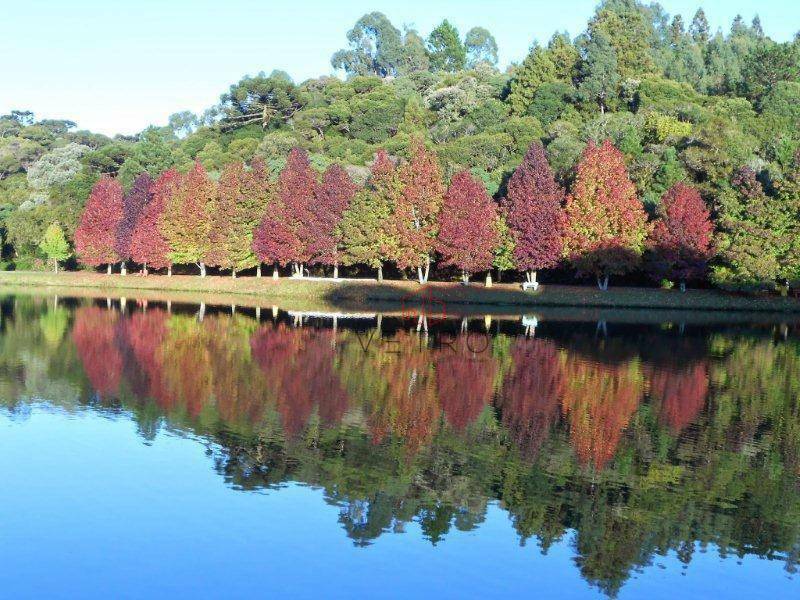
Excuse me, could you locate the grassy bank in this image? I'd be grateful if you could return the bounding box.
[3,270,800,313]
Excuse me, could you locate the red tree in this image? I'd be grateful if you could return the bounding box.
[253,148,317,277]
[130,169,178,274]
[436,348,496,430]
[394,138,445,283]
[74,177,124,273]
[308,163,358,278]
[647,182,714,289]
[561,357,643,470]
[505,142,566,285]
[436,170,499,282]
[125,309,174,408]
[563,140,650,289]
[648,363,708,433]
[498,339,564,459]
[72,305,122,397]
[116,173,152,275]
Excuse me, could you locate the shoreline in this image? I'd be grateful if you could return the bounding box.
[3,270,800,315]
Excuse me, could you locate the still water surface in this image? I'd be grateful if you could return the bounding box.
[1,294,799,598]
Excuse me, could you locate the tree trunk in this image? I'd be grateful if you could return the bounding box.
[53,259,58,273]
[121,261,127,276]
[596,275,609,291]
[273,263,279,279]
[377,263,383,282]
[199,262,206,277]
[462,270,469,284]
[256,264,262,278]
[142,262,148,276]
[527,270,537,284]
[423,256,431,283]
[417,266,424,284]
[167,265,172,277]
[107,264,112,275]
[231,269,236,278]
[496,268,502,283]
[333,263,339,280]
[680,280,686,293]
[485,272,492,288]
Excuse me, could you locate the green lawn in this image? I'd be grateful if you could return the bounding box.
[3,270,800,313]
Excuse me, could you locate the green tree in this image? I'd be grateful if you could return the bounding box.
[507,44,557,116]
[38,222,70,272]
[427,20,466,72]
[464,27,498,68]
[578,31,620,114]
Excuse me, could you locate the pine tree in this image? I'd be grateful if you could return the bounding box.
[130,169,178,274]
[393,138,445,283]
[39,222,70,272]
[505,142,566,285]
[507,44,557,116]
[160,162,217,276]
[564,140,650,289]
[308,164,357,278]
[689,8,710,44]
[427,20,466,72]
[116,173,152,275]
[74,176,124,273]
[578,30,619,114]
[436,170,499,282]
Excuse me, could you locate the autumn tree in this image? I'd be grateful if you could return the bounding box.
[74,176,124,274]
[38,222,70,272]
[116,173,152,275]
[253,148,316,277]
[436,170,499,282]
[339,150,399,281]
[130,169,178,275]
[394,138,445,283]
[206,160,271,277]
[647,183,714,290]
[498,339,564,459]
[160,162,217,276]
[564,140,649,289]
[308,164,357,278]
[72,306,122,397]
[505,142,566,286]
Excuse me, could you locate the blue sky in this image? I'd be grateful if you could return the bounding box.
[1,0,797,136]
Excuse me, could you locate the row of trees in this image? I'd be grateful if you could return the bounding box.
[68,139,720,289]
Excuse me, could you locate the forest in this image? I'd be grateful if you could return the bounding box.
[2,0,800,291]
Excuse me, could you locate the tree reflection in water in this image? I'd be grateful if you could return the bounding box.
[2,295,799,596]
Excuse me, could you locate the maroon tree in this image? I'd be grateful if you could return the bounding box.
[253,148,317,277]
[647,182,714,290]
[436,170,499,282]
[130,169,178,275]
[116,173,152,275]
[308,164,358,278]
[505,142,566,287]
[74,176,124,273]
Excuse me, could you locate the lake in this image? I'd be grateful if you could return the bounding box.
[1,293,799,599]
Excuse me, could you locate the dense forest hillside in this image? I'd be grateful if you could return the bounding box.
[2,1,799,289]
